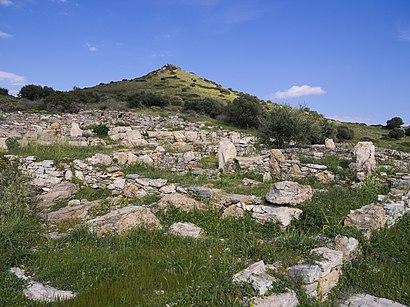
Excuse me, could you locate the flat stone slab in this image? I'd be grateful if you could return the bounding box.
[233,260,275,295]
[266,181,313,206]
[170,222,203,238]
[340,294,407,307]
[288,264,321,284]
[252,205,303,227]
[253,290,299,307]
[309,247,343,277]
[87,206,162,236]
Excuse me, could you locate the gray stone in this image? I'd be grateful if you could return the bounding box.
[288,264,321,284]
[70,122,82,137]
[149,178,167,188]
[340,294,407,307]
[37,181,78,209]
[266,181,313,206]
[252,205,303,227]
[350,142,377,179]
[233,260,266,282]
[325,138,336,150]
[344,204,386,235]
[159,184,176,194]
[88,154,112,165]
[232,261,275,295]
[157,193,208,212]
[253,290,299,307]
[24,283,76,302]
[87,206,162,236]
[170,222,203,238]
[334,235,360,262]
[218,138,237,170]
[309,247,343,277]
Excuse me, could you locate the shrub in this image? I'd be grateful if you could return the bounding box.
[184,98,225,118]
[19,84,55,101]
[386,117,404,129]
[87,124,109,137]
[405,127,410,136]
[127,91,168,108]
[44,91,80,113]
[224,94,263,129]
[389,128,405,139]
[0,87,8,96]
[5,137,19,151]
[336,126,355,141]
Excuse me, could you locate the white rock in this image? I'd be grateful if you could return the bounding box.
[266,181,313,206]
[218,138,237,170]
[170,222,203,238]
[288,264,321,284]
[325,138,336,150]
[340,294,407,307]
[70,122,82,137]
[253,290,299,307]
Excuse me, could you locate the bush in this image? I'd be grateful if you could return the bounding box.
[44,91,80,113]
[336,126,355,141]
[0,87,8,96]
[386,117,404,129]
[224,94,263,129]
[127,91,169,108]
[389,128,405,139]
[5,137,19,151]
[184,98,225,118]
[19,84,55,101]
[405,127,410,136]
[259,105,324,148]
[87,124,109,137]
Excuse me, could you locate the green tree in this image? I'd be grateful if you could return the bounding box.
[19,84,54,101]
[336,126,355,141]
[405,127,410,136]
[0,88,8,96]
[389,128,405,139]
[44,91,80,113]
[184,98,225,118]
[224,94,263,129]
[386,117,404,129]
[259,105,321,148]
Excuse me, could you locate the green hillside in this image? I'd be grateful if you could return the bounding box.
[85,64,238,103]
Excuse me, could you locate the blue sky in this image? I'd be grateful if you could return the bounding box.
[1,0,409,125]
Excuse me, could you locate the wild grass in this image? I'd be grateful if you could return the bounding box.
[75,186,112,201]
[6,141,115,163]
[335,214,410,305]
[122,163,272,197]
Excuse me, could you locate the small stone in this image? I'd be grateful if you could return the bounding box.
[288,264,321,284]
[170,222,203,238]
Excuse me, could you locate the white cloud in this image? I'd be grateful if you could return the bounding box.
[0,0,13,6]
[0,31,13,39]
[397,26,410,42]
[0,71,26,85]
[272,85,326,99]
[86,43,97,52]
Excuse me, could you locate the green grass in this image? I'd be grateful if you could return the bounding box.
[122,163,273,197]
[299,154,354,180]
[6,141,116,163]
[75,186,112,201]
[335,214,410,305]
[85,65,238,104]
[340,122,410,152]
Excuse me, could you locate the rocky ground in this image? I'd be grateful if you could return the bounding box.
[1,111,409,306]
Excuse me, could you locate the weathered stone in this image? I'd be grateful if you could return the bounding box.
[113,152,128,164]
[340,294,407,307]
[112,178,126,190]
[149,178,167,188]
[325,138,336,150]
[344,204,386,234]
[309,247,343,277]
[88,153,112,165]
[157,193,208,212]
[350,142,377,179]
[222,205,244,218]
[266,181,313,206]
[122,183,148,199]
[138,154,154,166]
[159,184,176,194]
[24,283,76,302]
[334,235,360,262]
[233,261,274,295]
[233,260,266,282]
[0,137,8,150]
[47,201,97,223]
[170,222,203,238]
[288,264,321,284]
[87,206,161,236]
[253,290,299,307]
[384,202,406,226]
[70,122,82,137]
[37,181,78,209]
[218,138,237,170]
[183,151,197,163]
[269,149,285,177]
[318,269,339,300]
[252,205,303,227]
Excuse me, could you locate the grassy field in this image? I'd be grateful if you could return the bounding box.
[85,64,238,103]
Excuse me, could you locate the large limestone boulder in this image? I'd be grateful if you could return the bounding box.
[157,193,208,212]
[37,181,78,209]
[87,206,162,236]
[325,138,336,150]
[266,181,313,206]
[350,142,377,179]
[70,122,82,137]
[344,204,386,236]
[218,138,237,170]
[340,294,407,307]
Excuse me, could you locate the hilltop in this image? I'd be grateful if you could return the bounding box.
[84,64,239,103]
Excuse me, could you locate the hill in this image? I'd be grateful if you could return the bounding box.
[84,64,239,103]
